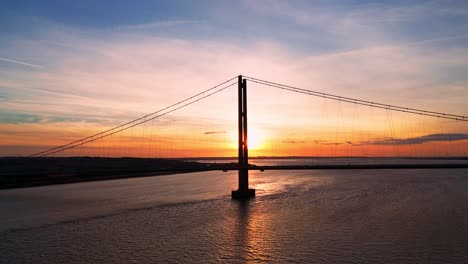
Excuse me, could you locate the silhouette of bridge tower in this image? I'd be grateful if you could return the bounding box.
[232,75,255,199]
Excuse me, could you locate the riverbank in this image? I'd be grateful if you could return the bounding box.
[0,157,237,189]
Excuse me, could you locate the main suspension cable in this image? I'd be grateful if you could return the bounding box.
[29,77,238,157]
[245,76,467,121]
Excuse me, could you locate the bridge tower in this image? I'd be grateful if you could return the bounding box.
[232,75,256,199]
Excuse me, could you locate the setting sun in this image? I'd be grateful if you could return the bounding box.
[247,129,265,150]
[228,128,266,151]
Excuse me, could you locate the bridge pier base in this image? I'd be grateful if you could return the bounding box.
[232,188,256,199]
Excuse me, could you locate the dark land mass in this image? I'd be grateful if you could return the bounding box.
[2,156,467,190]
[0,157,238,189]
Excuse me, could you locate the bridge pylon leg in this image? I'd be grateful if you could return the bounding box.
[232,75,256,200]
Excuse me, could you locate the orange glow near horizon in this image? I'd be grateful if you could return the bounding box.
[1,101,467,158]
[0,116,468,158]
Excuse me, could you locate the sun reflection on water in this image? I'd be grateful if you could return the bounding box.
[233,200,275,263]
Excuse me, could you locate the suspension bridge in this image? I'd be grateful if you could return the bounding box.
[24,75,468,199]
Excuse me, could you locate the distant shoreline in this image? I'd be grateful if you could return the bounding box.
[187,156,468,160]
[1,156,467,190]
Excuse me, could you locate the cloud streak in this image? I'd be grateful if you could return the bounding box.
[0,57,42,68]
[118,20,201,30]
[0,112,101,124]
[204,131,226,135]
[282,140,305,144]
[365,133,468,145]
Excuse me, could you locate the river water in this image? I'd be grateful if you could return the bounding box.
[1,161,467,263]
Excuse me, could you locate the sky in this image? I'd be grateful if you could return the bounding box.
[1,0,468,157]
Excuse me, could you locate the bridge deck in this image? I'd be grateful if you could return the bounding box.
[250,164,468,170]
[126,163,468,172]
[152,163,468,172]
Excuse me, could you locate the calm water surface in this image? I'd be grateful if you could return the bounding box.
[1,166,467,263]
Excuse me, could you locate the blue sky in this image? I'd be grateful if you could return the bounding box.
[2,0,468,52]
[0,0,202,30]
[1,0,468,155]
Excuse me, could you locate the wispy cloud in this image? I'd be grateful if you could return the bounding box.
[204,131,226,135]
[321,142,344,146]
[364,133,468,145]
[0,112,101,124]
[282,140,305,144]
[0,57,42,68]
[0,112,42,124]
[117,20,200,30]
